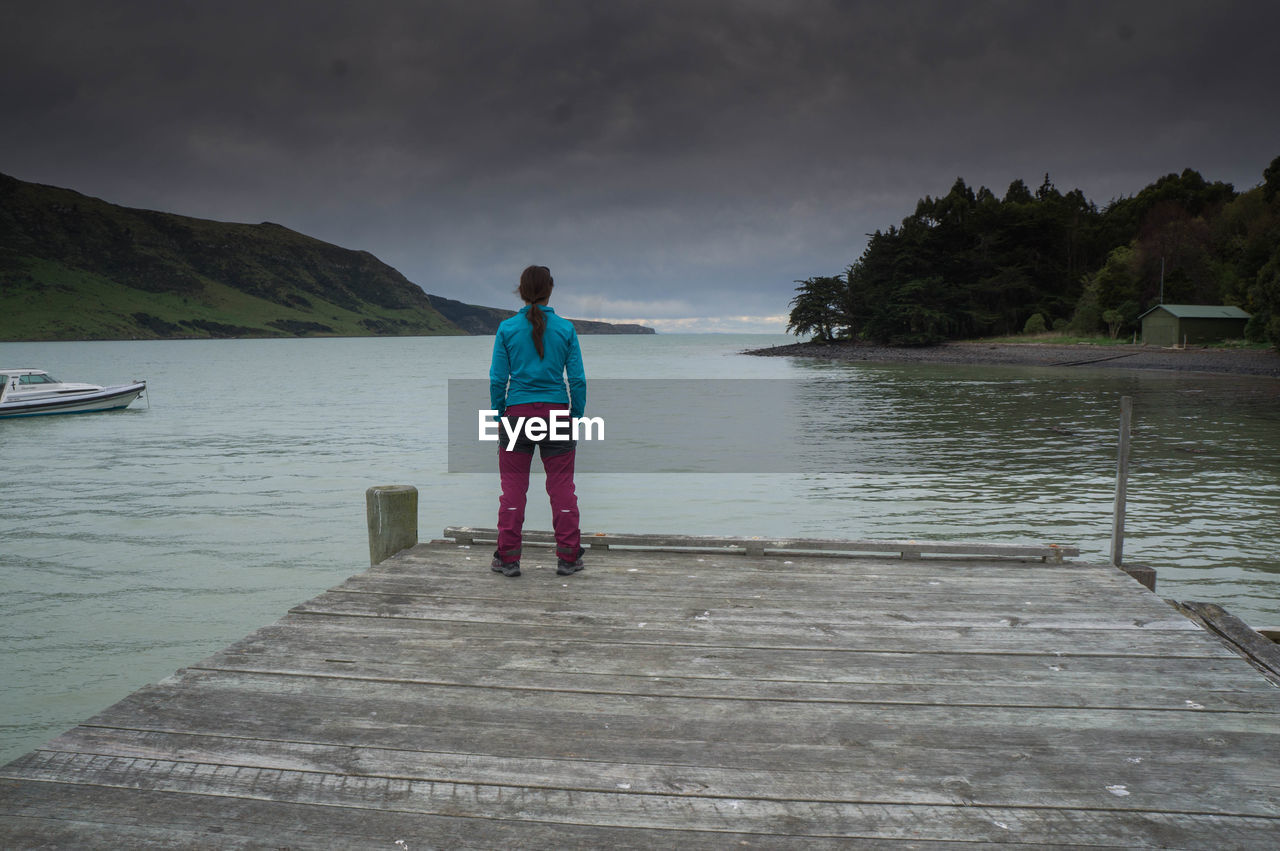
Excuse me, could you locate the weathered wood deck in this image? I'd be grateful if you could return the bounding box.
[3,530,1279,848]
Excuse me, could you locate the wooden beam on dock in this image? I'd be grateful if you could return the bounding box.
[445,525,1082,562]
[3,534,1277,847]
[1175,601,1280,685]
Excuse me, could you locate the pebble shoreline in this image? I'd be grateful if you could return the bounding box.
[745,340,1280,378]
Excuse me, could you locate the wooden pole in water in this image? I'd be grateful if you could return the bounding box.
[1111,397,1132,567]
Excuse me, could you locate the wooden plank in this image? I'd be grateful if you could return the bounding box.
[421,541,1091,566]
[380,554,1120,590]
[36,726,1280,817]
[414,543,1094,570]
[323,578,1182,624]
[186,654,1280,713]
[1,779,841,851]
[196,632,1274,692]
[289,589,1199,633]
[447,526,1082,559]
[6,776,1277,849]
[75,672,1280,757]
[396,546,1132,588]
[7,750,1280,842]
[340,568,1160,601]
[30,714,1280,818]
[444,526,1081,560]
[1178,601,1280,683]
[308,581,1191,625]
[393,546,1147,597]
[227,610,1239,659]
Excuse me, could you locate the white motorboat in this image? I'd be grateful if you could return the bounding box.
[0,368,147,418]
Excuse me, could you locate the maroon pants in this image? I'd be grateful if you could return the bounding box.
[496,402,581,562]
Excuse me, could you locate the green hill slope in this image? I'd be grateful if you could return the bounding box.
[0,174,451,340]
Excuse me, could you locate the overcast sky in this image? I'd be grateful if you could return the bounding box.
[3,1,1277,332]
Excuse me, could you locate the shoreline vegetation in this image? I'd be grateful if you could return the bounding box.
[746,338,1280,377]
[784,157,1280,352]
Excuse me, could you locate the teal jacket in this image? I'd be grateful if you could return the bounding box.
[490,305,586,419]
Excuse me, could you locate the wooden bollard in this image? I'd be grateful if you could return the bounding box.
[366,485,418,565]
[1119,563,1156,592]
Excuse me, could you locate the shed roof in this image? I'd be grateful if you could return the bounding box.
[1137,304,1251,320]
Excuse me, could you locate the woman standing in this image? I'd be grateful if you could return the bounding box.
[488,265,586,578]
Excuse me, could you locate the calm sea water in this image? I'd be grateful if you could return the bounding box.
[2,334,1278,763]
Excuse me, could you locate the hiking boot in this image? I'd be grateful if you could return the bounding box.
[556,547,585,576]
[491,551,521,577]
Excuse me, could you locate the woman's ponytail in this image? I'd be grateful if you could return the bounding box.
[518,265,554,359]
[528,303,547,358]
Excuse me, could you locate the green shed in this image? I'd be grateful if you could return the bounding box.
[1139,304,1250,347]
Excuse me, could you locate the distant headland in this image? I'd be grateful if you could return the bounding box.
[0,173,654,341]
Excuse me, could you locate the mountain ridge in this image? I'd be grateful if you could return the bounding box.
[0,173,653,340]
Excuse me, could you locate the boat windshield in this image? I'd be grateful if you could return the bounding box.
[19,373,59,385]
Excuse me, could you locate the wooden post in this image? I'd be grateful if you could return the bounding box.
[1110,397,1132,567]
[1120,563,1156,592]
[366,485,418,565]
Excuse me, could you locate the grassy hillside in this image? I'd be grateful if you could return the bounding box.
[0,173,464,340]
[2,256,470,340]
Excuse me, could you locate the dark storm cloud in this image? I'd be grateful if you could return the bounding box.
[3,0,1278,329]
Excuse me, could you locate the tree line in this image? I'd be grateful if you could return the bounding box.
[788,157,1280,350]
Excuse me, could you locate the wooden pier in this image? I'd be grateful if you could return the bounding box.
[3,528,1279,847]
